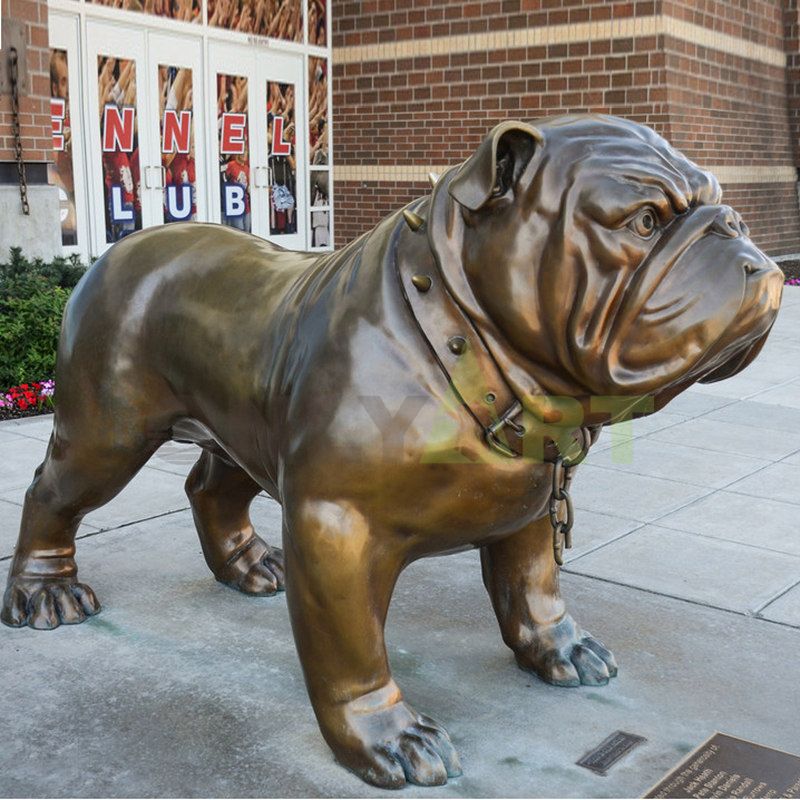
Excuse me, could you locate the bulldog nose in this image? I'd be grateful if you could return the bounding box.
[742,251,780,278]
[711,206,749,238]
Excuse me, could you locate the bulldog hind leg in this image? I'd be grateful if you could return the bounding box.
[480,514,618,687]
[185,449,284,596]
[1,414,164,630]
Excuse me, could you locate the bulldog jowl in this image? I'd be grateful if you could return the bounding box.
[2,114,782,788]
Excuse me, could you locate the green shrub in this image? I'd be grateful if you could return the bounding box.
[0,246,87,290]
[0,248,87,389]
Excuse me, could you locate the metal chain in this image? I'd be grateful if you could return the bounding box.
[549,456,574,566]
[9,47,31,216]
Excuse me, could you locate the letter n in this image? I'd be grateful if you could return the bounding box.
[103,105,135,152]
[162,109,192,154]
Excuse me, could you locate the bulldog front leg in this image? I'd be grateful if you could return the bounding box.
[481,514,617,687]
[283,498,461,788]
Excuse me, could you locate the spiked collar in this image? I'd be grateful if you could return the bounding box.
[392,187,597,465]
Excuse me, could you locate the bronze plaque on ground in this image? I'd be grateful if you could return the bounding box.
[645,732,800,798]
[577,731,647,775]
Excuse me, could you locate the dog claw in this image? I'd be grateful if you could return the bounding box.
[396,732,448,786]
[330,695,461,788]
[514,614,618,687]
[216,537,285,596]
[1,578,101,630]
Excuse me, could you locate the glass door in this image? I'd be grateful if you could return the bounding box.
[85,20,154,253]
[48,10,90,257]
[145,32,208,226]
[256,51,306,250]
[207,41,256,236]
[208,42,305,248]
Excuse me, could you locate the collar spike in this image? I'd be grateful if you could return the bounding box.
[403,209,425,231]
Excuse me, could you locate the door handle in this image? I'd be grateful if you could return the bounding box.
[143,166,166,189]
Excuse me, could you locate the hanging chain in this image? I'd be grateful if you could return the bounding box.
[549,456,575,567]
[9,47,31,216]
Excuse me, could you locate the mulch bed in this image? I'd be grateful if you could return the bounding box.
[0,407,53,422]
[779,259,800,284]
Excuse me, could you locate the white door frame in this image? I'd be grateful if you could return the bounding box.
[84,19,152,254]
[48,0,333,256]
[146,31,209,226]
[255,49,307,251]
[208,40,306,248]
[206,40,256,235]
[48,10,91,258]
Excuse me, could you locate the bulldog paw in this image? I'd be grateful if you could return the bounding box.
[1,577,101,630]
[216,537,285,596]
[515,614,617,687]
[325,691,462,788]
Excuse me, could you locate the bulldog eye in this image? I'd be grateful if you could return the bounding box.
[629,207,658,238]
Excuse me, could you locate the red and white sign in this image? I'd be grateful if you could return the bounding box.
[271,116,291,156]
[220,112,247,154]
[162,109,192,154]
[50,98,66,151]
[102,105,136,153]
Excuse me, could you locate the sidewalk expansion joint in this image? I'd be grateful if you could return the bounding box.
[753,574,800,616]
[0,506,191,563]
[561,568,800,632]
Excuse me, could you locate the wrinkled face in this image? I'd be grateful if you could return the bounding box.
[437,115,783,408]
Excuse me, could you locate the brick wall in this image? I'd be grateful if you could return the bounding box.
[661,0,800,255]
[0,0,53,163]
[332,0,800,256]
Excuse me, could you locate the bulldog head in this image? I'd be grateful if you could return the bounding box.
[430,115,783,421]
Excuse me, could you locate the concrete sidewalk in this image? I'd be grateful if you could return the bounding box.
[1,289,799,797]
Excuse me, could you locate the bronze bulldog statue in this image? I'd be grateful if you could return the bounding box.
[2,115,783,787]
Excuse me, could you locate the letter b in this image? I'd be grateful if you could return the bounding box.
[224,184,245,217]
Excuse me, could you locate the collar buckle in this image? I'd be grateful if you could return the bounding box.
[485,400,524,458]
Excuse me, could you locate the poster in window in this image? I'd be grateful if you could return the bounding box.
[310,208,329,248]
[308,0,326,46]
[309,169,328,206]
[267,81,296,235]
[308,57,328,165]
[48,49,77,247]
[207,0,302,41]
[87,0,200,23]
[159,65,197,223]
[217,73,251,232]
[97,56,142,243]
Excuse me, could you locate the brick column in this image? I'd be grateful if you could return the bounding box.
[0,0,61,259]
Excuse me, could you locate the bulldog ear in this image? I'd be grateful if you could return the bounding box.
[448,121,544,211]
